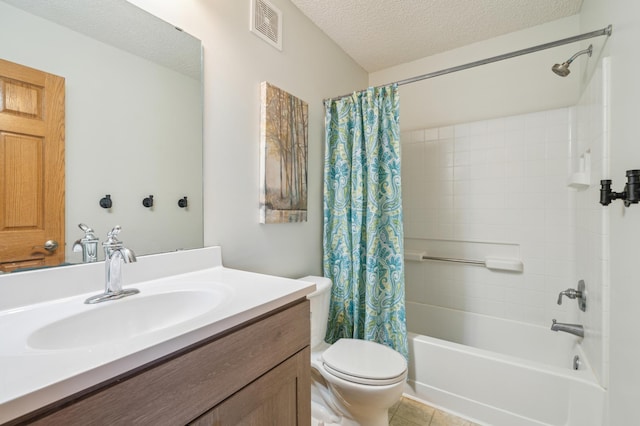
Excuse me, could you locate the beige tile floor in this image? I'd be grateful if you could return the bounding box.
[388,397,481,426]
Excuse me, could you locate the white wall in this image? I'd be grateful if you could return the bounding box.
[127,0,367,277]
[370,16,582,131]
[580,0,640,423]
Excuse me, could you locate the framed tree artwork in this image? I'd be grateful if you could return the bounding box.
[259,82,308,224]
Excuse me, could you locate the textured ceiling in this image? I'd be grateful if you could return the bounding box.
[1,0,201,79]
[291,0,583,72]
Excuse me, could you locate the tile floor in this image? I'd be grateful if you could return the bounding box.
[388,397,481,426]
[311,395,481,426]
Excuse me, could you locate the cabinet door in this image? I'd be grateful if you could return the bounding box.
[190,347,310,426]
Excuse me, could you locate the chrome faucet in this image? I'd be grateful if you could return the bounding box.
[85,226,139,304]
[73,223,100,263]
[551,319,584,338]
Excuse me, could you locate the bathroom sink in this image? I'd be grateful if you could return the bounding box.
[28,289,224,350]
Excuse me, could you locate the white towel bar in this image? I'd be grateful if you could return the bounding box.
[404,252,523,272]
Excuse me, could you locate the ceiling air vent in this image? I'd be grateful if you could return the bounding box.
[250,0,282,51]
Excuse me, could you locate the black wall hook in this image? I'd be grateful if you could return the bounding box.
[142,195,154,208]
[99,194,112,209]
[600,169,640,207]
[178,196,188,208]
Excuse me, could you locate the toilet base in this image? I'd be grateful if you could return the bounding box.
[311,363,402,426]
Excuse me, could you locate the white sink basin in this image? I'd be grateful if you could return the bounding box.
[28,289,224,350]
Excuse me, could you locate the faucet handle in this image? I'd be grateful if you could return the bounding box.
[107,225,121,237]
[78,223,92,233]
[78,223,98,239]
[557,288,581,305]
[556,281,587,312]
[105,225,123,245]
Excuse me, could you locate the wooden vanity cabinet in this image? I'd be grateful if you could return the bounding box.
[19,299,311,426]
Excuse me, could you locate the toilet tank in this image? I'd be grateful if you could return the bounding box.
[300,276,332,349]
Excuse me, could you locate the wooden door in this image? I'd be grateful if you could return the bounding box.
[0,58,65,272]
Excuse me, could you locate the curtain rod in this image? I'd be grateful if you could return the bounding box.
[325,25,612,103]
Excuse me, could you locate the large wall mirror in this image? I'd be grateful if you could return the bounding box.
[0,0,203,271]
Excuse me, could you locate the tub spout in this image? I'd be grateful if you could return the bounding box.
[551,319,584,338]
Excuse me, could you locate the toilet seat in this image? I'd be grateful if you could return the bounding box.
[321,338,407,386]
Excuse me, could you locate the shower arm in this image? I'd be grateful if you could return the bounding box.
[565,45,593,65]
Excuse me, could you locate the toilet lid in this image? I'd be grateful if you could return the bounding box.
[321,338,407,385]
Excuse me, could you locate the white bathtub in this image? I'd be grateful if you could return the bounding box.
[405,302,605,426]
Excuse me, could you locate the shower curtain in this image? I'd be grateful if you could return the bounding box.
[322,84,408,359]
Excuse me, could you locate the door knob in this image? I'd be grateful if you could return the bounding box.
[33,240,59,252]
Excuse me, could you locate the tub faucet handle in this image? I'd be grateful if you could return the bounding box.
[556,280,587,312]
[557,288,581,305]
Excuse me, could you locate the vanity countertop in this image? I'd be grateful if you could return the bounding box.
[0,247,316,424]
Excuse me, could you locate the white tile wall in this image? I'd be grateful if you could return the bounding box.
[402,107,579,327]
[402,59,610,389]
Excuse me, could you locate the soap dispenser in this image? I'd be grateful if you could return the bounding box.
[73,223,100,263]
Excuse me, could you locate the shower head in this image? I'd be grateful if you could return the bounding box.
[551,62,571,77]
[552,44,593,77]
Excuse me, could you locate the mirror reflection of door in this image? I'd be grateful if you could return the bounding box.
[0,58,65,273]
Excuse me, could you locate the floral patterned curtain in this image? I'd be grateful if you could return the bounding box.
[323,84,407,359]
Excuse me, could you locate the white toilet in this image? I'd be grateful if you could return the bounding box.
[301,276,407,426]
